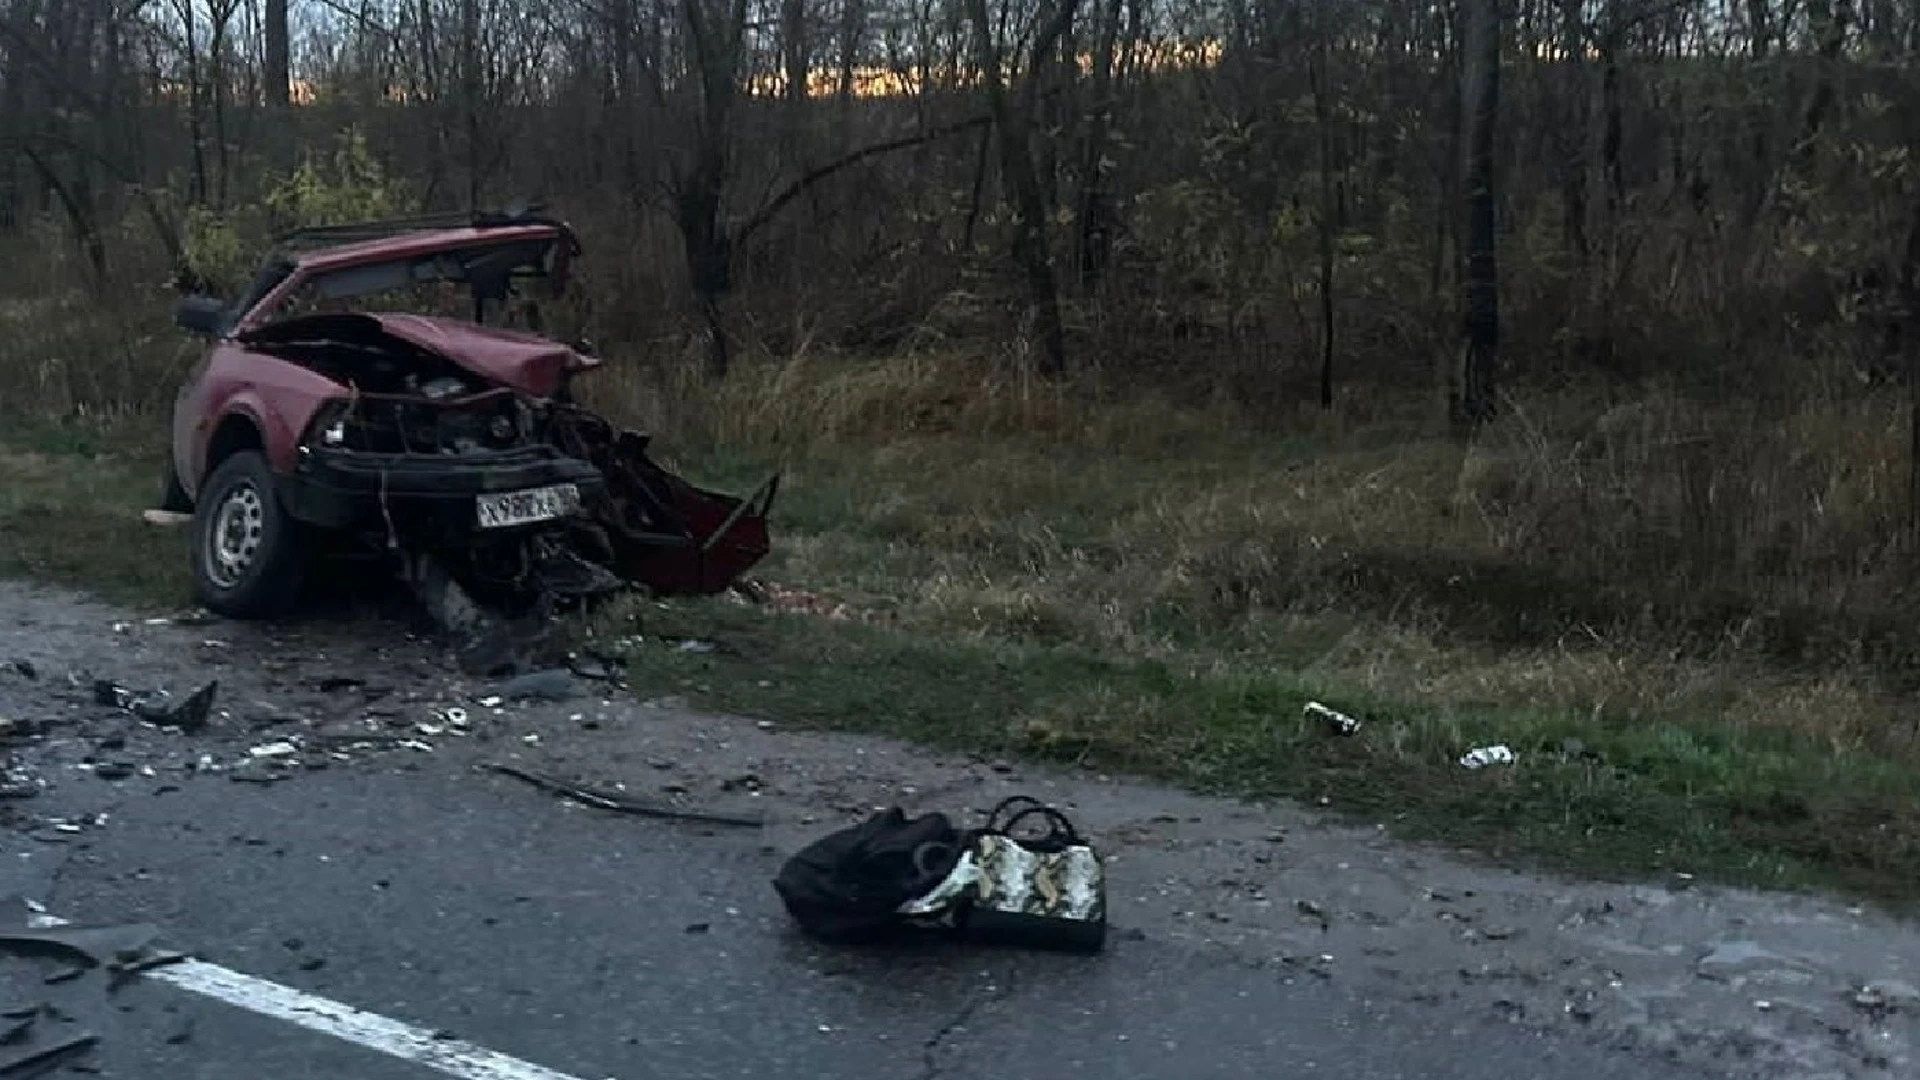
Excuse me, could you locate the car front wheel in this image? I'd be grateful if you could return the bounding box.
[192,450,310,617]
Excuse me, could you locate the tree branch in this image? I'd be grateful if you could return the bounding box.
[733,113,997,246]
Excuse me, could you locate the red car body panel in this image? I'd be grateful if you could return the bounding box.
[237,312,596,398]
[175,222,583,499]
[174,339,358,500]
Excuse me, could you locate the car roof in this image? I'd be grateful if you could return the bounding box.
[287,223,569,274]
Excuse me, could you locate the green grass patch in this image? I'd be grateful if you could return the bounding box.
[0,422,189,607]
[606,432,1920,910]
[11,416,1920,909]
[614,593,1920,908]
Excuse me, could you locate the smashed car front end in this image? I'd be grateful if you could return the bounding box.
[285,386,604,542]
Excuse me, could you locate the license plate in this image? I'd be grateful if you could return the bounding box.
[475,483,581,529]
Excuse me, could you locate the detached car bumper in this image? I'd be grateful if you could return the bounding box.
[282,446,605,536]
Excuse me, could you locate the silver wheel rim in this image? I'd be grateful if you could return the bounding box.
[205,481,265,589]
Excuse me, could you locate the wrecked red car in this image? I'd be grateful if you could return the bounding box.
[160,209,776,633]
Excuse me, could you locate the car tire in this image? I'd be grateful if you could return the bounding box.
[192,451,310,618]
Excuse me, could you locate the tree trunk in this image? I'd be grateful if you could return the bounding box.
[1557,0,1588,259]
[461,0,483,211]
[1456,0,1500,425]
[264,0,290,109]
[677,0,749,379]
[783,0,810,107]
[210,7,233,209]
[1072,0,1124,288]
[184,7,208,205]
[963,0,1074,377]
[836,0,862,102]
[1791,0,1854,177]
[1310,34,1337,410]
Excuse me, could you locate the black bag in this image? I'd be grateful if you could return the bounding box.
[772,807,965,942]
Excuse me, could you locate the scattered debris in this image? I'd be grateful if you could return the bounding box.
[1459,745,1516,770]
[1850,980,1920,1020]
[1304,701,1362,736]
[1296,899,1330,928]
[0,762,41,800]
[248,741,299,759]
[482,763,763,828]
[92,679,217,731]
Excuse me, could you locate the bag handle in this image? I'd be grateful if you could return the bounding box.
[980,795,1084,849]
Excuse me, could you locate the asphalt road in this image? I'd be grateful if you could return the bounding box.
[12,580,1910,1080]
[5,761,1701,1080]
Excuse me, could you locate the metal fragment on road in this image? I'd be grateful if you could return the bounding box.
[1458,745,1516,769]
[482,763,764,828]
[1304,701,1362,736]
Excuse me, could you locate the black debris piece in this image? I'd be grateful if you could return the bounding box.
[0,1030,97,1077]
[92,680,218,731]
[482,764,763,828]
[162,1016,194,1046]
[142,681,217,731]
[39,967,83,987]
[0,1014,31,1046]
[8,661,34,680]
[0,920,183,979]
[314,677,366,693]
[684,923,711,935]
[496,669,579,702]
[89,682,130,709]
[566,653,622,682]
[91,763,134,782]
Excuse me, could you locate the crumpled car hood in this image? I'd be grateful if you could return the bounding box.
[239,312,587,397]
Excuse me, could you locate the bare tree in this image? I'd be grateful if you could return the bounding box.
[1456,0,1500,424]
[964,0,1078,376]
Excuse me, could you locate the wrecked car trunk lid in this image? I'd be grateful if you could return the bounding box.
[239,312,590,398]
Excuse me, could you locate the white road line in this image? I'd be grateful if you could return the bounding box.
[30,912,600,1080]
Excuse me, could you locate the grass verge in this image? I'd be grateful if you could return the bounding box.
[0,424,190,606]
[9,415,1920,910]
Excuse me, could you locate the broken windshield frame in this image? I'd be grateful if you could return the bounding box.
[233,235,573,334]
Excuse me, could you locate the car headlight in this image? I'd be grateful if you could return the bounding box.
[301,400,353,450]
